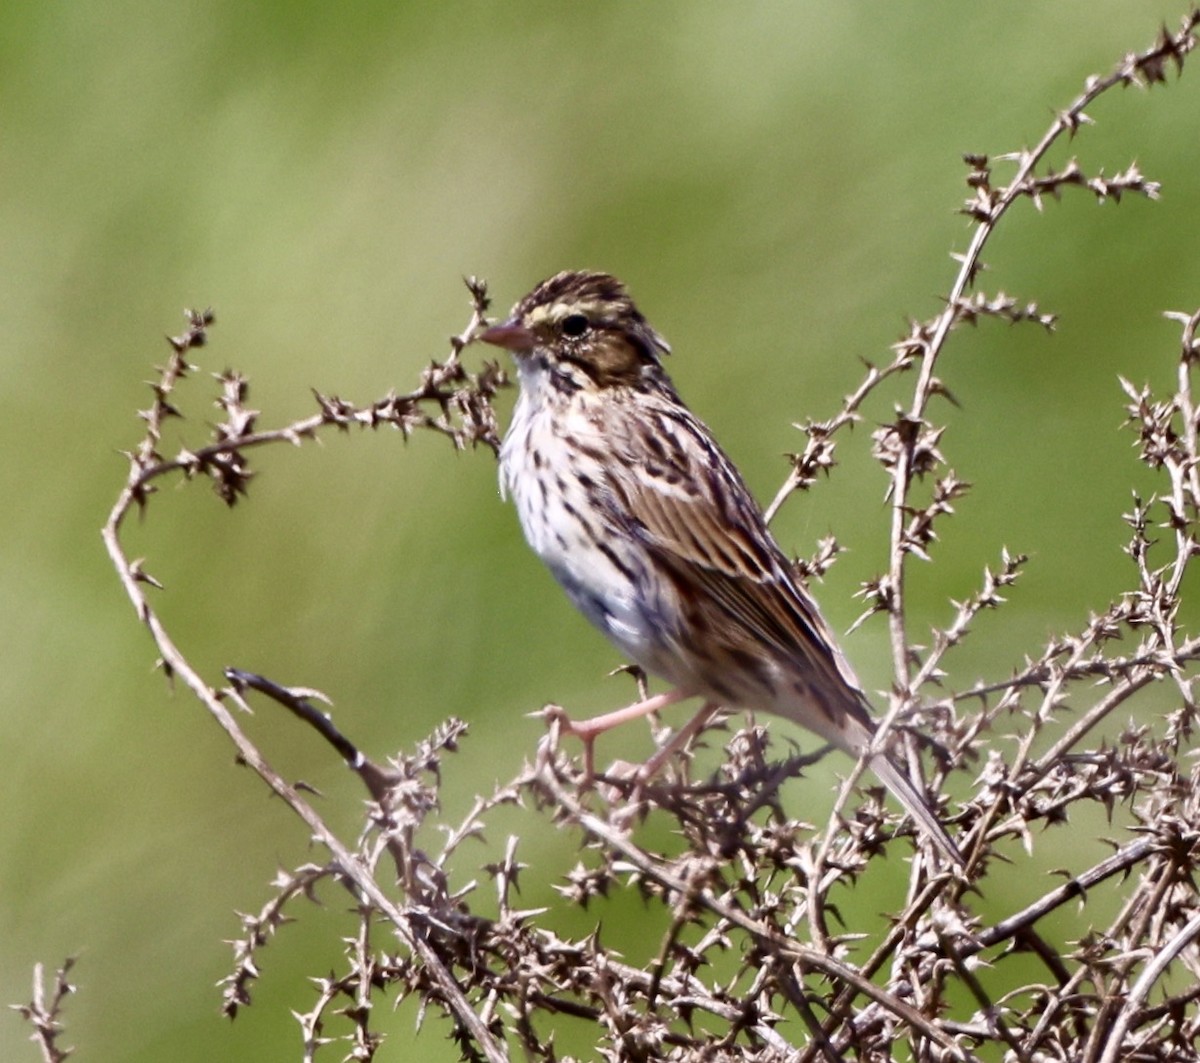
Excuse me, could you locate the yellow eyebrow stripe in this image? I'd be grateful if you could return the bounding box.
[526,299,608,327]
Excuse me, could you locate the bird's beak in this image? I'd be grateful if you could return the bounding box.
[479,319,536,353]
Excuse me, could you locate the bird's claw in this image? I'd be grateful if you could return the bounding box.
[533,703,598,782]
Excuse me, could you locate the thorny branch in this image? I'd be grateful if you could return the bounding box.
[10,960,76,1063]
[20,10,1200,1063]
[99,285,512,1063]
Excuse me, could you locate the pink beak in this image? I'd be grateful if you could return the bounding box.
[480,320,536,352]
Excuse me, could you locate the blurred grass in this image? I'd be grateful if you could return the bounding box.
[3,2,1199,1059]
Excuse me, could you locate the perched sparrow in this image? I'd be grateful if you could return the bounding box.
[481,271,960,864]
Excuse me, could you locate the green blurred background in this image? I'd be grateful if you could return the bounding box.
[4,3,1199,1059]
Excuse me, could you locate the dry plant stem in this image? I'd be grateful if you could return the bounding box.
[101,309,508,1063]
[1097,912,1200,1063]
[910,550,1027,698]
[763,351,916,524]
[795,877,951,1063]
[873,16,1199,874]
[778,22,1200,856]
[968,838,1155,954]
[223,863,335,1018]
[538,767,975,1061]
[1034,647,1192,772]
[223,670,423,888]
[349,905,379,1061]
[884,15,1195,691]
[99,575,506,1060]
[1154,308,1200,608]
[519,945,803,1056]
[799,19,1200,1048]
[225,670,365,775]
[138,297,499,494]
[10,960,75,1063]
[949,638,1199,703]
[937,931,1028,1061]
[1167,308,1200,510]
[1083,854,1180,1061]
[961,622,1112,862]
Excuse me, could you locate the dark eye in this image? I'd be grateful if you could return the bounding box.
[561,313,589,337]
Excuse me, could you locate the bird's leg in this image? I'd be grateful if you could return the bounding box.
[565,688,689,742]
[636,700,722,781]
[604,702,725,825]
[540,688,689,779]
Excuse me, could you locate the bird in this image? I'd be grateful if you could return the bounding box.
[480,270,961,865]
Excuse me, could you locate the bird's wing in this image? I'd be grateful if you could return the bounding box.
[605,396,871,734]
[603,390,964,867]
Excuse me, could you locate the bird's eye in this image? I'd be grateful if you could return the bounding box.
[561,313,589,337]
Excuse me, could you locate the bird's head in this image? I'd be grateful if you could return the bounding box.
[481,271,670,388]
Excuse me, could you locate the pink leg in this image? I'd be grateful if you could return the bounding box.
[545,692,726,784]
[636,701,722,781]
[565,688,688,741]
[602,703,725,824]
[545,688,688,778]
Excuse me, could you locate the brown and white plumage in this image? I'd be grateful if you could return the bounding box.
[483,270,961,864]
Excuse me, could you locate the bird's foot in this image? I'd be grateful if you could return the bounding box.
[532,690,691,784]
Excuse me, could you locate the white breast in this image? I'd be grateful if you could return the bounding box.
[499,358,663,667]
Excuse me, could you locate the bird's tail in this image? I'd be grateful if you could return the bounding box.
[867,750,964,868]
